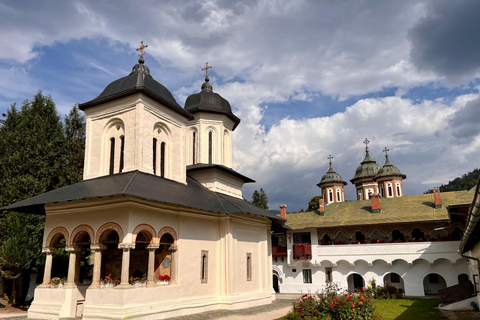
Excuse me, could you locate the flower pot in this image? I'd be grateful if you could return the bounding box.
[156,280,169,286]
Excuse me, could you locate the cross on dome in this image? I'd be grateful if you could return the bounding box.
[136,41,148,59]
[327,155,333,169]
[383,147,389,156]
[363,138,370,147]
[202,62,212,79]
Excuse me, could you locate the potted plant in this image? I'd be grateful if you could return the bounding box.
[49,277,67,288]
[99,274,120,288]
[157,275,171,286]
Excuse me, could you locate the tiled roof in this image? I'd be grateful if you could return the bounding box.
[285,190,471,230]
[1,171,282,223]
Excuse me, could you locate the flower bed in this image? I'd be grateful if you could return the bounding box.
[99,274,120,288]
[129,274,147,287]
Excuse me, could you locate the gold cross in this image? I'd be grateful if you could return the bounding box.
[202,62,212,78]
[136,41,148,58]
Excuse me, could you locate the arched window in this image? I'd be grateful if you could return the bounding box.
[119,135,125,173]
[411,228,425,241]
[336,188,341,202]
[396,182,401,197]
[379,184,385,198]
[153,138,157,175]
[192,131,196,165]
[387,183,393,197]
[208,131,213,164]
[109,138,115,175]
[357,190,363,200]
[201,250,208,283]
[392,229,405,241]
[328,189,333,203]
[161,142,166,178]
[246,253,252,281]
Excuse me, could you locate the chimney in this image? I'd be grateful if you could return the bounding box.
[433,187,442,208]
[279,204,287,220]
[371,193,381,213]
[319,199,325,216]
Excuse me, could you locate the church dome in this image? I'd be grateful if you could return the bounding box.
[350,141,381,184]
[375,154,406,179]
[79,58,193,120]
[317,160,347,187]
[184,76,240,130]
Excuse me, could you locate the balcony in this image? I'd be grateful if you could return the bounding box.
[272,246,287,261]
[293,244,312,260]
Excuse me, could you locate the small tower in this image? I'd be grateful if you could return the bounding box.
[374,148,406,198]
[184,62,240,168]
[317,155,347,204]
[350,138,381,200]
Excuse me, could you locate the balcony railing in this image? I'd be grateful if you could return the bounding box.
[272,246,287,261]
[293,244,312,260]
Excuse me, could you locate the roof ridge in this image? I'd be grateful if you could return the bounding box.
[123,171,138,194]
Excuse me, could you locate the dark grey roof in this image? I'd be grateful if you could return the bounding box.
[184,78,240,130]
[351,147,381,184]
[1,171,281,223]
[187,164,255,183]
[79,59,193,120]
[317,163,347,187]
[375,155,406,180]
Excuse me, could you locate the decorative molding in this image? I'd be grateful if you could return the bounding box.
[90,244,107,251]
[95,222,124,244]
[70,224,95,246]
[144,105,182,128]
[132,224,158,245]
[46,227,69,247]
[91,105,136,121]
[118,243,135,250]
[158,226,178,246]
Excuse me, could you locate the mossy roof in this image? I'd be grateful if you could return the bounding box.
[285,190,472,230]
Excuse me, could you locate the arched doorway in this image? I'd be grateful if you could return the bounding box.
[155,233,174,281]
[458,273,469,284]
[347,273,364,292]
[273,272,279,293]
[423,273,447,295]
[99,230,122,281]
[383,272,404,292]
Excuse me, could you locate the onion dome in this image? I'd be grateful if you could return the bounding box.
[79,58,193,120]
[375,153,406,180]
[350,139,381,184]
[184,75,240,130]
[317,157,347,187]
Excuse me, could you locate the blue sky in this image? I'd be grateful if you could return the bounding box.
[1,0,480,211]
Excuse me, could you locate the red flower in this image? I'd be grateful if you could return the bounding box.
[330,304,333,308]
[314,310,317,314]
[352,302,356,307]
[360,296,365,302]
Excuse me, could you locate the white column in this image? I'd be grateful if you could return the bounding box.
[40,247,57,287]
[89,244,106,289]
[147,244,159,287]
[65,246,82,288]
[116,243,134,289]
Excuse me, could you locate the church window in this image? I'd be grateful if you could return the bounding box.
[119,136,125,173]
[302,269,312,283]
[391,229,404,241]
[357,190,363,200]
[387,183,393,197]
[411,228,425,241]
[379,184,385,198]
[192,131,196,164]
[153,138,157,174]
[336,188,341,202]
[208,131,213,164]
[396,182,401,196]
[109,138,115,175]
[328,189,333,203]
[201,250,208,283]
[246,253,252,281]
[160,142,166,178]
[354,231,365,242]
[325,267,332,283]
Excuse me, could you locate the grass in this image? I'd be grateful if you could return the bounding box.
[374,298,445,320]
[276,297,445,320]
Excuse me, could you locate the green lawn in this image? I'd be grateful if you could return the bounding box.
[374,298,445,320]
[277,297,445,320]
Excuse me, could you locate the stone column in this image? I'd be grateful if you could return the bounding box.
[147,244,159,287]
[40,247,57,287]
[169,244,178,285]
[65,246,82,288]
[116,243,135,289]
[89,244,106,289]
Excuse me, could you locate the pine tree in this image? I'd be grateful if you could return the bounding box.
[252,188,269,210]
[307,195,322,211]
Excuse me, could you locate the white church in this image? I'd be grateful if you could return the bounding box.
[272,142,475,299]
[3,45,284,319]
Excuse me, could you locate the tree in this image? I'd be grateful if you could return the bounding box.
[425,168,480,194]
[307,195,323,211]
[252,188,269,210]
[0,91,85,305]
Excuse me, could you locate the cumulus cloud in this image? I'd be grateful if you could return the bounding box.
[409,0,480,81]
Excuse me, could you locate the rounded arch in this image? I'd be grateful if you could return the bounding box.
[346,272,365,291]
[433,257,453,266]
[423,273,447,295]
[103,118,126,175]
[272,265,284,279]
[206,126,218,164]
[410,227,426,241]
[46,227,69,247]
[223,129,231,166]
[70,225,94,246]
[188,126,199,165]
[95,222,124,244]
[152,122,172,178]
[383,272,405,291]
[353,230,366,242]
[153,122,172,137]
[132,224,157,245]
[158,226,177,246]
